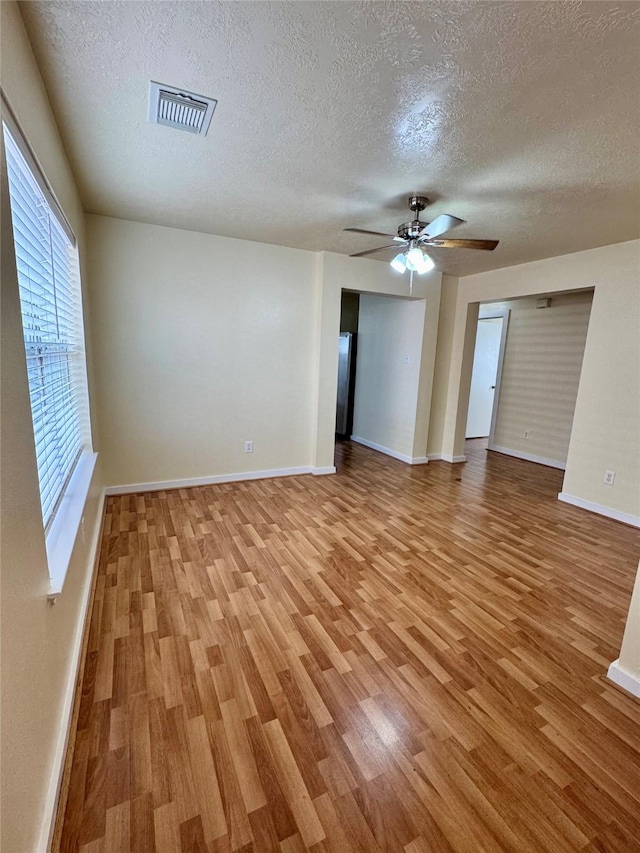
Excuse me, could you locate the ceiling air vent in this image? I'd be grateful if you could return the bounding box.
[148,81,217,136]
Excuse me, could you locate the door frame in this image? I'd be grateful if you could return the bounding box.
[475,308,510,447]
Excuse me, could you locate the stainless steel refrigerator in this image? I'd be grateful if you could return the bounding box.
[335,332,357,437]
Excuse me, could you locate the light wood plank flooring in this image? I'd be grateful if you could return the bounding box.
[58,439,640,852]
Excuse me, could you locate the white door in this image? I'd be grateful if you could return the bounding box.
[466,317,503,438]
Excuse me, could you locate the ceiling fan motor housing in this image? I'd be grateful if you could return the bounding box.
[398,220,427,240]
[398,196,430,240]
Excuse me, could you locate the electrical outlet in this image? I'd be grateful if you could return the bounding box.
[603,470,616,486]
[244,440,253,453]
[523,430,530,439]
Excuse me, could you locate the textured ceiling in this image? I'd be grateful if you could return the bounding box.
[19,0,640,275]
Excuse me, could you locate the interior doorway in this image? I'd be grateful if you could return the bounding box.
[466,311,508,440]
[335,291,359,439]
[463,290,593,474]
[333,289,430,468]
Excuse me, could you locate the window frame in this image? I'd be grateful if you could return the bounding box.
[2,98,97,595]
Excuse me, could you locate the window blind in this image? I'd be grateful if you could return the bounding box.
[4,123,87,530]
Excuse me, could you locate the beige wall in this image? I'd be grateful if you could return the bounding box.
[430,240,640,522]
[484,291,593,467]
[562,269,640,518]
[353,295,427,461]
[0,3,105,851]
[87,214,319,487]
[88,224,443,485]
[427,274,458,456]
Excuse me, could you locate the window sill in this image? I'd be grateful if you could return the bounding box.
[46,451,98,598]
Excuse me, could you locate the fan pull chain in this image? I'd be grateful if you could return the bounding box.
[409,268,414,296]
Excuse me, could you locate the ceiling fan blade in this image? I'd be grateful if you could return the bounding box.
[344,227,398,239]
[419,214,465,239]
[422,238,499,251]
[349,244,404,258]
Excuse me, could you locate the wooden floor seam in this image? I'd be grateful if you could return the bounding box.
[58,439,640,852]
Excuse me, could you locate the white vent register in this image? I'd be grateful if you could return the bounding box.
[148,81,217,135]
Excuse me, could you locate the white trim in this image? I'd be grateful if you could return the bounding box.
[607,659,640,699]
[466,309,511,444]
[2,95,76,245]
[46,451,99,596]
[350,436,428,465]
[350,436,412,463]
[105,466,319,496]
[488,444,566,470]
[557,492,640,528]
[38,487,106,852]
[428,453,467,464]
[311,466,336,475]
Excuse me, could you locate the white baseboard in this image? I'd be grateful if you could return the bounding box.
[350,436,411,464]
[427,453,467,464]
[557,492,640,528]
[350,436,428,465]
[488,444,565,470]
[105,466,323,496]
[311,466,336,475]
[38,487,106,853]
[607,659,640,699]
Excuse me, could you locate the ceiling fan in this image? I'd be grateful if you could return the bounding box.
[344,195,499,287]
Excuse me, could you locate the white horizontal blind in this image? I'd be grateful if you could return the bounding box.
[4,124,87,530]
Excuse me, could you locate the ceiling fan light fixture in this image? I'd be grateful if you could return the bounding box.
[416,251,435,274]
[406,246,424,271]
[390,253,407,273]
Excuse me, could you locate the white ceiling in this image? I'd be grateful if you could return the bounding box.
[19,0,640,276]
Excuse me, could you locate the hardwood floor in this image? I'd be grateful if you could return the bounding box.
[58,439,640,852]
